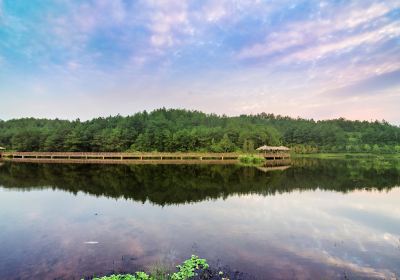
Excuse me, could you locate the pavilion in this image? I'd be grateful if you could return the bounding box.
[256,145,291,160]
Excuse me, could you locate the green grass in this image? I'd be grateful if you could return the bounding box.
[238,154,265,166]
[292,153,400,159]
[86,255,209,280]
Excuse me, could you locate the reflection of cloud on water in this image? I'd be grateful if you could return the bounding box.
[1,185,400,279]
[0,191,151,279]
[220,240,394,279]
[189,190,400,278]
[331,207,400,235]
[277,243,394,279]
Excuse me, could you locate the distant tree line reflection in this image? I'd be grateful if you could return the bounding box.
[0,159,399,206]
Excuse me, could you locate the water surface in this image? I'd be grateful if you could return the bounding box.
[0,159,399,279]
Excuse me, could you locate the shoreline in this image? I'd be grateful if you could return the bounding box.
[1,151,399,165]
[0,151,291,165]
[292,153,400,159]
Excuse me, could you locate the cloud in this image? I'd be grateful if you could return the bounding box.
[51,0,127,44]
[282,22,400,63]
[143,0,193,48]
[200,0,253,23]
[1,0,399,124]
[237,29,306,59]
[342,1,394,28]
[142,0,287,49]
[237,1,399,60]
[203,1,228,22]
[67,61,82,71]
[324,69,400,98]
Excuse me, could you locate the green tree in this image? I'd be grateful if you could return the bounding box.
[372,144,381,154]
[242,139,255,153]
[218,134,235,152]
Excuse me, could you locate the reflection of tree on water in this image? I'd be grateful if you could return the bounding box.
[0,159,399,206]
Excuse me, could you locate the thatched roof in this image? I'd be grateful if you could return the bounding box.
[256,145,290,151]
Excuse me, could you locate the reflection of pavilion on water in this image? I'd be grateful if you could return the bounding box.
[256,164,291,173]
[0,147,5,163]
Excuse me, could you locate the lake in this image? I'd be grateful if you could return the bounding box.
[0,158,399,279]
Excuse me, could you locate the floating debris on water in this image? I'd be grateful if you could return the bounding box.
[84,241,99,245]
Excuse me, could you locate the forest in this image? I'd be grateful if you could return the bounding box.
[0,108,399,153]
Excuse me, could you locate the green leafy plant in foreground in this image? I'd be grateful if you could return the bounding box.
[88,255,209,280]
[171,255,209,280]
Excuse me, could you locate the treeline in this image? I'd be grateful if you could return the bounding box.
[0,108,399,153]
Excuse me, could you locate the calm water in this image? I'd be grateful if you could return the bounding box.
[0,159,399,279]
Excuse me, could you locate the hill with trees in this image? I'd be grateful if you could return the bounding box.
[0,108,399,153]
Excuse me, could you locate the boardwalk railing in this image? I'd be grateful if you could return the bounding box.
[0,152,240,161]
[261,152,291,160]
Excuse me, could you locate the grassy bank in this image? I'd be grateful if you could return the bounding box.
[292,153,400,159]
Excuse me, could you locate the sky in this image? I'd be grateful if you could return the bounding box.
[0,0,399,124]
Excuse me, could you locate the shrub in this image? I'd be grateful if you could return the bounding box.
[238,155,265,165]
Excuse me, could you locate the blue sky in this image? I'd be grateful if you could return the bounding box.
[0,0,399,123]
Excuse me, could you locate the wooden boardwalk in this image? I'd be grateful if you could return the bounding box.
[1,158,240,165]
[0,151,291,164]
[0,152,240,161]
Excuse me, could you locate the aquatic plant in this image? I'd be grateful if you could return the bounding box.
[171,255,209,280]
[87,255,210,280]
